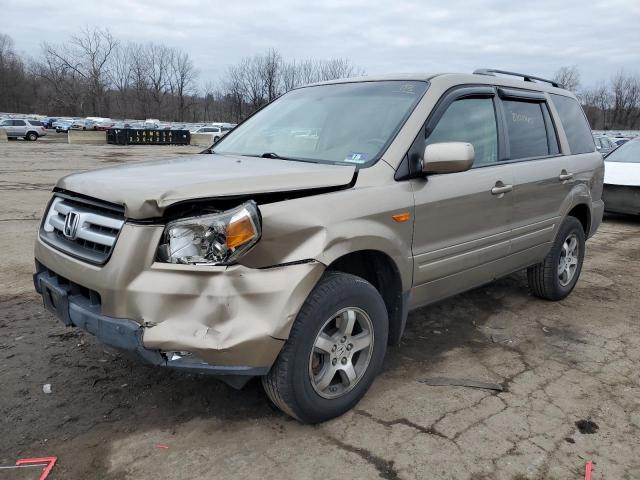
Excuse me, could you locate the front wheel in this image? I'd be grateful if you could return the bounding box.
[262,272,388,423]
[527,216,585,301]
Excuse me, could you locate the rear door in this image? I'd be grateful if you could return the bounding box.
[500,89,569,261]
[410,86,517,306]
[13,120,27,136]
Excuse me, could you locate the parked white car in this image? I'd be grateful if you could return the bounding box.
[192,125,227,142]
[0,119,47,140]
[603,138,640,215]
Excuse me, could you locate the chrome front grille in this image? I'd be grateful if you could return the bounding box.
[40,194,125,265]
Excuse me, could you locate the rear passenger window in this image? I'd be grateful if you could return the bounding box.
[503,100,554,159]
[550,94,595,154]
[426,97,498,167]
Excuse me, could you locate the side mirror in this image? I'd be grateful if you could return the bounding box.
[422,142,475,174]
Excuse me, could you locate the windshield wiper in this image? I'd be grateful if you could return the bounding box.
[260,152,291,160]
[236,152,322,164]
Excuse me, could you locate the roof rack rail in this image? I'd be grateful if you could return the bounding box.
[473,69,560,88]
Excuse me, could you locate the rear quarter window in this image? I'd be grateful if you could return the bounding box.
[503,100,553,159]
[550,94,595,154]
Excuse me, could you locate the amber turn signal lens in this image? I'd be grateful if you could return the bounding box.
[392,212,411,223]
[226,216,256,248]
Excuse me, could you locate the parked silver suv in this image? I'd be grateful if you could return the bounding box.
[33,69,603,423]
[0,119,47,140]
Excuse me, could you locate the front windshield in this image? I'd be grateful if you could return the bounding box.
[214,80,428,165]
[606,139,640,163]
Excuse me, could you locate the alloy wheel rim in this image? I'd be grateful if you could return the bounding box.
[308,307,374,399]
[558,233,579,287]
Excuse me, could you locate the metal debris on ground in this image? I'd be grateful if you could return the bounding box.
[418,377,504,391]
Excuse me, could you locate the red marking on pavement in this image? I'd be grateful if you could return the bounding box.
[156,444,170,449]
[584,461,593,480]
[16,457,57,480]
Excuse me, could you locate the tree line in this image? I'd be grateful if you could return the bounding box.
[1,28,639,129]
[553,65,640,130]
[0,28,362,123]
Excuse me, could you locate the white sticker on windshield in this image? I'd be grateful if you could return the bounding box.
[345,152,369,163]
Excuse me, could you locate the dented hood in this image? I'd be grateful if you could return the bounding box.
[56,153,356,219]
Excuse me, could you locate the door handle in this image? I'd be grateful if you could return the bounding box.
[491,184,513,195]
[559,172,574,181]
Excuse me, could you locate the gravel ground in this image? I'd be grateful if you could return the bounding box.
[1,135,639,479]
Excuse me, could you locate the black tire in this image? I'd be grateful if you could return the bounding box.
[213,136,220,143]
[262,272,388,423]
[26,132,38,141]
[527,216,585,301]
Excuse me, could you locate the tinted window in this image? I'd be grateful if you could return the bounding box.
[605,139,640,163]
[13,120,26,126]
[29,121,44,126]
[426,97,498,166]
[503,100,550,159]
[550,94,595,154]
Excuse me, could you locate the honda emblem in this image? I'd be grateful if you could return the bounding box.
[63,211,80,240]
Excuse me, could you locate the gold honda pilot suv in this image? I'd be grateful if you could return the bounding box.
[34,70,604,423]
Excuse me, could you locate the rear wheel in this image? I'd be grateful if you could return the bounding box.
[213,136,220,142]
[26,132,38,141]
[262,272,388,423]
[527,216,585,300]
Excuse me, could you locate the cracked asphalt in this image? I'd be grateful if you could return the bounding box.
[1,135,639,479]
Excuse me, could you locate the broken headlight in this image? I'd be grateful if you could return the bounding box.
[157,201,261,265]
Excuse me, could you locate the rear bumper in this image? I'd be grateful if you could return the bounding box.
[34,269,268,382]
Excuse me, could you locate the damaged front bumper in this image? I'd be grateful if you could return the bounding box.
[34,224,325,385]
[34,269,270,386]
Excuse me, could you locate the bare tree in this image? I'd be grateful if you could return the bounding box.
[39,27,117,115]
[610,70,640,129]
[0,33,33,112]
[144,43,172,118]
[169,49,196,120]
[553,65,580,92]
[5,35,370,124]
[580,82,612,129]
[262,48,282,102]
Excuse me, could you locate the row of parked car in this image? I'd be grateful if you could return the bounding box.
[593,133,633,155]
[50,117,236,141]
[0,113,236,141]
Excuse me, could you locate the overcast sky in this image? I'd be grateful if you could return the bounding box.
[1,0,639,89]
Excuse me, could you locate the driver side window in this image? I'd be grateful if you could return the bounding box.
[426,97,498,167]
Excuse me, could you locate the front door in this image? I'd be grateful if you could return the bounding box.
[410,91,516,307]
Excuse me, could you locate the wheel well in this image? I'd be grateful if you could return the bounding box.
[567,204,590,235]
[327,250,406,345]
